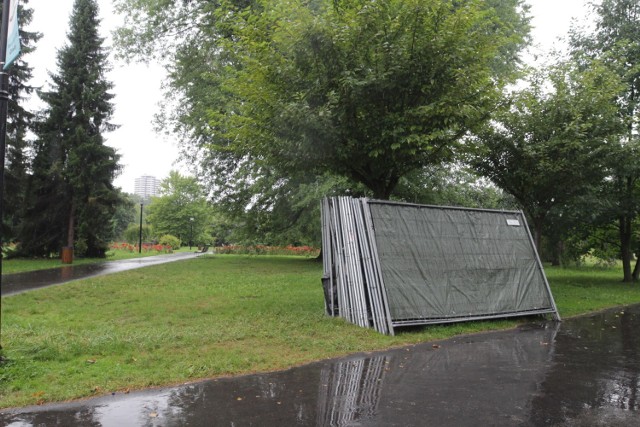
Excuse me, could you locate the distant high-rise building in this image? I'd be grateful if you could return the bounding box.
[134,175,161,201]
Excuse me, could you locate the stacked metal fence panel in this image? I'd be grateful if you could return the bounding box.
[316,355,389,426]
[321,197,393,335]
[321,197,560,335]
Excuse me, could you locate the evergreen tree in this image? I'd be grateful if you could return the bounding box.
[19,0,120,257]
[2,1,40,241]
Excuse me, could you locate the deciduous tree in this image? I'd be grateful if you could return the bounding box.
[470,61,624,253]
[114,0,531,236]
[146,172,211,245]
[570,0,640,281]
[188,0,530,198]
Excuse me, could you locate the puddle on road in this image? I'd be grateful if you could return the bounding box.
[2,307,640,426]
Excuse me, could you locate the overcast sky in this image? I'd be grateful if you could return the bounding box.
[24,0,593,194]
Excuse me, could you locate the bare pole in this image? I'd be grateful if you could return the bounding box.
[138,203,143,253]
[0,0,13,350]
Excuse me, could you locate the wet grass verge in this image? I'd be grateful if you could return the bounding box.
[2,257,108,275]
[1,256,639,408]
[547,265,640,317]
[1,247,193,275]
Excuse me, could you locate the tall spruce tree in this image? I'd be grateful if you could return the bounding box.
[2,1,40,241]
[19,0,120,257]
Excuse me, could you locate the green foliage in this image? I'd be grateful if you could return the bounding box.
[392,165,517,210]
[18,148,68,257]
[114,0,530,245]
[571,0,640,126]
[206,211,234,246]
[146,171,212,244]
[19,0,121,258]
[123,223,153,244]
[215,172,365,247]
[110,191,137,240]
[158,234,181,250]
[74,238,88,257]
[2,2,41,242]
[189,0,529,198]
[569,0,640,281]
[470,60,625,249]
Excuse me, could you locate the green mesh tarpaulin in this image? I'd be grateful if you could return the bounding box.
[321,198,559,335]
[368,201,555,323]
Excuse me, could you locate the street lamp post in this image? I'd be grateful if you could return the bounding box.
[0,0,19,349]
[138,203,143,254]
[0,0,11,350]
[189,217,194,250]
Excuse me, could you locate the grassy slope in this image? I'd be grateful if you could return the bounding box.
[1,255,639,408]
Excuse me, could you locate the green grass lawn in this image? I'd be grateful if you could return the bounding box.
[1,255,639,408]
[546,265,640,316]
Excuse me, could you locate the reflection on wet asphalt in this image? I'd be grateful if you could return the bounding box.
[3,305,640,426]
[0,253,199,296]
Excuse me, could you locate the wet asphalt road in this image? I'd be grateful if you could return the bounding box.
[0,252,199,296]
[2,304,640,426]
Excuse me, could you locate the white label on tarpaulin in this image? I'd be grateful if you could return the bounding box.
[506,219,520,226]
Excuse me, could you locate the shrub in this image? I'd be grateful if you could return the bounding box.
[215,245,319,257]
[74,238,88,257]
[110,242,137,252]
[123,224,153,244]
[141,243,173,254]
[109,242,173,254]
[158,234,181,250]
[2,242,19,259]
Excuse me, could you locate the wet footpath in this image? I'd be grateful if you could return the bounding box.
[2,304,640,426]
[1,252,199,296]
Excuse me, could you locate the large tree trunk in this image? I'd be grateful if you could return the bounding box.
[367,176,399,200]
[532,216,544,257]
[619,215,633,283]
[632,256,640,282]
[67,202,75,249]
[551,240,564,267]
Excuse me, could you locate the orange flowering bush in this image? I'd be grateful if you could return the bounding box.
[109,242,173,254]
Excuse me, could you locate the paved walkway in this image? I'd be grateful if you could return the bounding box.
[2,305,640,426]
[1,252,200,296]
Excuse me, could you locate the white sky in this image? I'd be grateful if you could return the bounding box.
[24,0,593,194]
